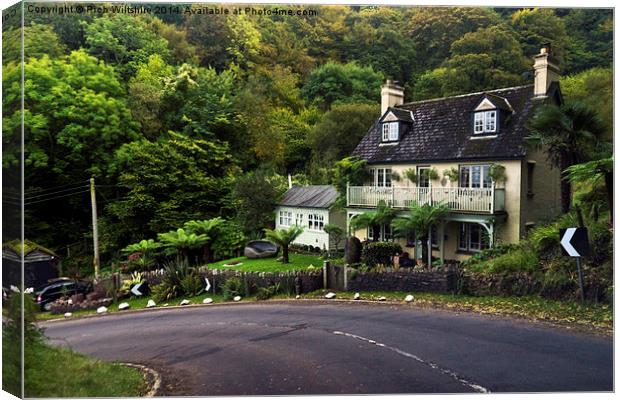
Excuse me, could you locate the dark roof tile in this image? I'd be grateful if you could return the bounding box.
[278,185,338,208]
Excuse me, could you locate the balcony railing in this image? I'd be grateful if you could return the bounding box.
[347,185,505,214]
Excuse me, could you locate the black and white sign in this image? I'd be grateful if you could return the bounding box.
[131,282,144,296]
[559,227,589,258]
[205,277,211,292]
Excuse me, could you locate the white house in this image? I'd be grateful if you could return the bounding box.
[275,185,346,251]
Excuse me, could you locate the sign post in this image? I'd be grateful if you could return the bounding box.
[559,227,589,302]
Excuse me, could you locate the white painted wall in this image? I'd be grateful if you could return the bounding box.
[275,206,336,250]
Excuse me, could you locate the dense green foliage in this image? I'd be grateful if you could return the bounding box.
[4,6,612,273]
[361,241,403,267]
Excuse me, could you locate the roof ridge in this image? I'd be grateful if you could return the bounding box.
[396,84,534,108]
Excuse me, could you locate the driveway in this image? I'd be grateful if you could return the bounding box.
[42,302,613,395]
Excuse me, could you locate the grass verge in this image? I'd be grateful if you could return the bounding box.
[206,253,324,272]
[2,337,144,397]
[303,290,613,335]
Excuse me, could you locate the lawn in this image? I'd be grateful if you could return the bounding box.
[206,253,325,272]
[2,337,144,397]
[302,290,613,334]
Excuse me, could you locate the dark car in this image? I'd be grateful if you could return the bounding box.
[34,279,92,311]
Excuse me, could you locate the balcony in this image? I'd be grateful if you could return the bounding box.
[347,186,505,214]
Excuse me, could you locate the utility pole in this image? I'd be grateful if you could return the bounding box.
[90,177,100,281]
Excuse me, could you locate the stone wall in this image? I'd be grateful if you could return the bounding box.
[347,266,458,293]
[140,268,324,295]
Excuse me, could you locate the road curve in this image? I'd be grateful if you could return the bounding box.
[42,302,613,395]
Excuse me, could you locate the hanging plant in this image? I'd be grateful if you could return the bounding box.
[425,167,439,180]
[391,170,402,182]
[443,167,460,182]
[489,164,507,183]
[403,168,418,183]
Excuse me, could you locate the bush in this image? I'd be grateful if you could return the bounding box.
[152,258,202,302]
[466,245,538,275]
[256,284,281,301]
[220,277,249,300]
[361,242,402,267]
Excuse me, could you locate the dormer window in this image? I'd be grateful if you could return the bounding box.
[473,110,497,134]
[382,122,399,141]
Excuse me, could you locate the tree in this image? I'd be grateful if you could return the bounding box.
[301,62,384,110]
[349,200,397,242]
[264,225,305,263]
[105,132,234,247]
[3,23,66,61]
[393,202,450,267]
[565,157,613,223]
[526,102,606,213]
[121,239,162,270]
[183,218,225,262]
[561,68,612,141]
[331,157,369,208]
[232,166,288,236]
[406,7,501,72]
[82,14,170,77]
[323,224,344,256]
[307,103,379,167]
[563,9,612,73]
[158,228,209,260]
[511,8,568,64]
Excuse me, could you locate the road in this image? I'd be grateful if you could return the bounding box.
[42,302,613,395]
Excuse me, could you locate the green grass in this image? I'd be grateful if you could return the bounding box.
[206,253,325,272]
[3,338,144,397]
[303,290,613,334]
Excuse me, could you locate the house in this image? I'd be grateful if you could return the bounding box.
[2,240,61,288]
[346,44,563,261]
[275,185,346,251]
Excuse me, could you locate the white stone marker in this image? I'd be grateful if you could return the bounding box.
[118,302,130,310]
[405,294,414,303]
[146,299,156,308]
[96,306,108,314]
[378,296,387,301]
[64,312,72,318]
[325,292,336,299]
[203,298,213,304]
[180,299,190,306]
[353,293,360,300]
[233,296,242,302]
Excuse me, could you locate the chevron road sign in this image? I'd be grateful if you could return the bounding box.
[205,277,211,292]
[131,282,144,296]
[559,227,589,302]
[559,227,589,258]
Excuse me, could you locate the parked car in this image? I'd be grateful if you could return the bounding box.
[34,279,92,311]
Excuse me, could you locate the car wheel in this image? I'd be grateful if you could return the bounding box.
[43,302,52,311]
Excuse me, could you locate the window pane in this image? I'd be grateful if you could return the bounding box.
[382,124,389,141]
[470,224,481,250]
[459,166,470,188]
[472,166,481,188]
[458,223,468,250]
[377,169,385,187]
[389,123,399,140]
[482,165,492,188]
[385,169,392,187]
[485,111,496,132]
[474,113,484,133]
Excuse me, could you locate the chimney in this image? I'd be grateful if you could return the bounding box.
[381,80,405,114]
[533,43,560,98]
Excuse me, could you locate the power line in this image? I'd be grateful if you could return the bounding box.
[24,189,89,206]
[23,180,90,195]
[23,185,90,201]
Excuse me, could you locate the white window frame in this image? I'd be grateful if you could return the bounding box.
[373,167,392,187]
[459,165,492,188]
[295,213,304,226]
[382,122,399,141]
[368,224,393,241]
[308,213,324,231]
[458,223,489,252]
[279,210,292,226]
[473,111,497,134]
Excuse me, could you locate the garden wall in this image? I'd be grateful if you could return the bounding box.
[347,266,459,294]
[140,267,324,295]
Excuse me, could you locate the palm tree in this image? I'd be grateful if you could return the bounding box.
[323,223,344,256]
[393,202,449,267]
[264,225,304,263]
[565,156,613,223]
[183,217,225,262]
[526,101,606,213]
[157,228,210,260]
[122,239,162,270]
[349,200,398,241]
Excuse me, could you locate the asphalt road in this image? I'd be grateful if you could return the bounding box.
[42,302,613,395]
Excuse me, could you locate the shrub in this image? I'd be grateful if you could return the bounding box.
[220,277,246,300]
[467,246,538,275]
[460,243,516,267]
[152,258,201,302]
[361,242,402,267]
[256,283,281,301]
